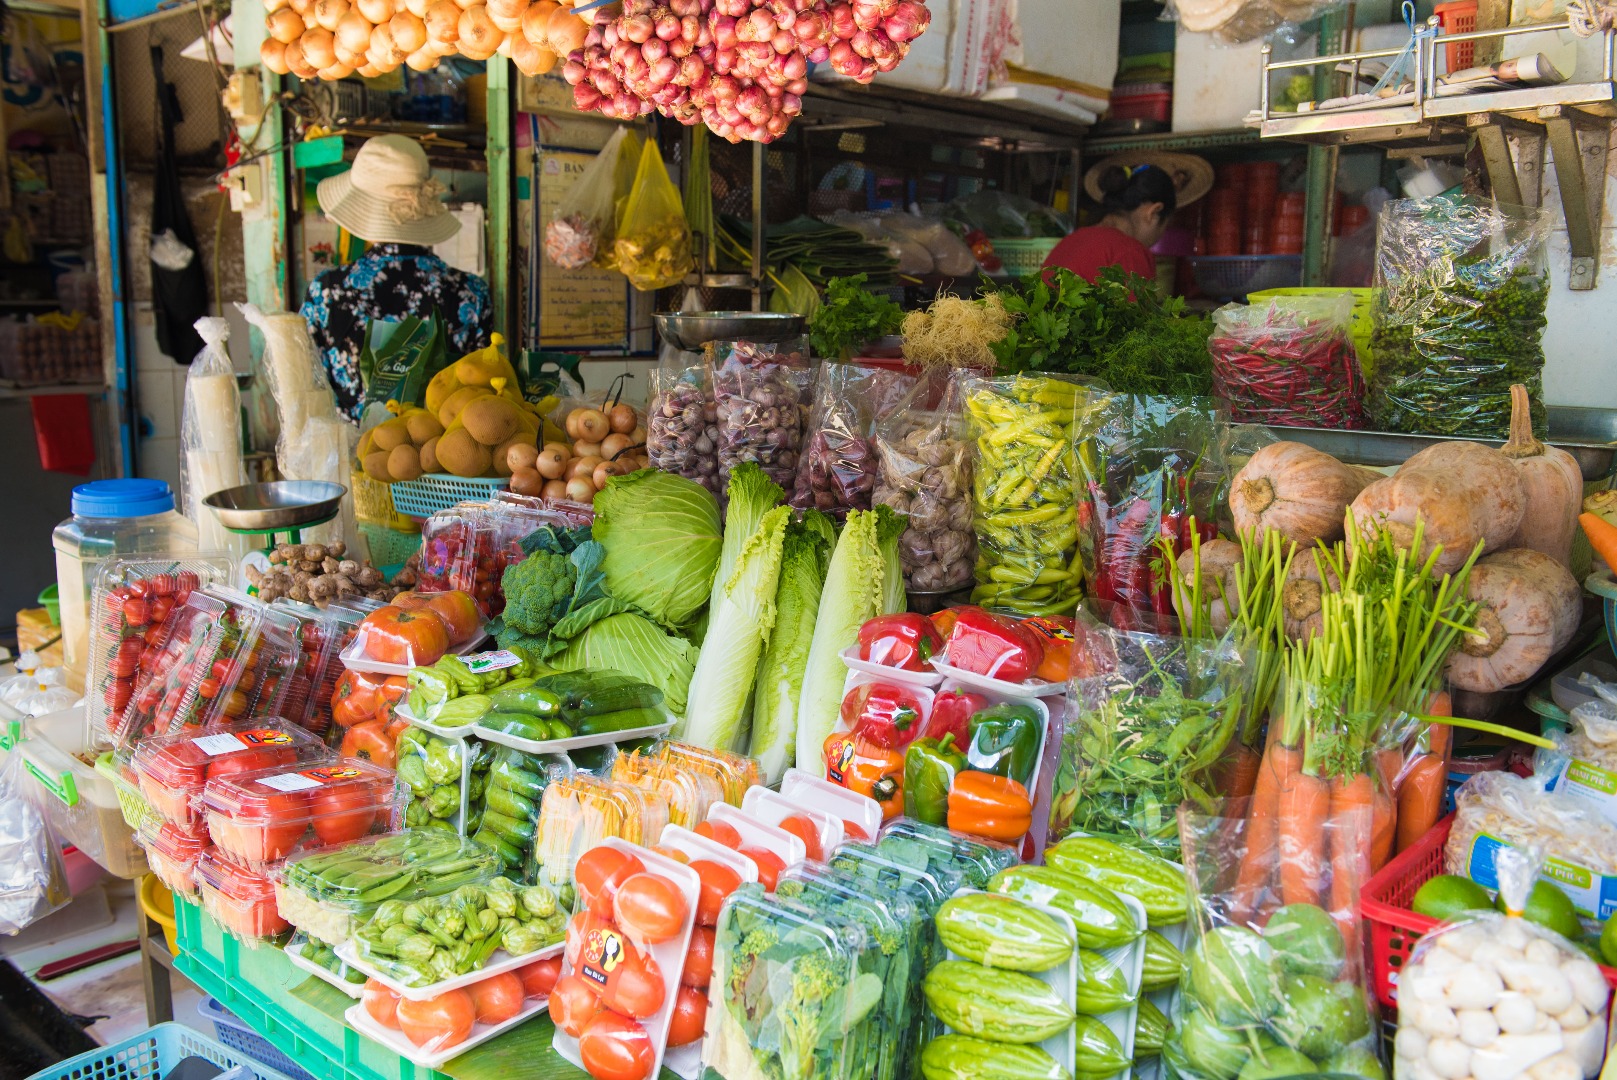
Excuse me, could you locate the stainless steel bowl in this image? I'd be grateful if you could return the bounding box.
[203,480,347,532]
[653,311,805,351]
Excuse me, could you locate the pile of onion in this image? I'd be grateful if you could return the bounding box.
[561,0,931,143]
[261,0,592,77]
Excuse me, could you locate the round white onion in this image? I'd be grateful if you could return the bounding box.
[336,10,375,52]
[300,25,337,66]
[268,7,306,42]
[389,10,427,51]
[260,37,293,73]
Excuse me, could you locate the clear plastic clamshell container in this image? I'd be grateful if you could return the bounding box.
[265,600,350,738]
[274,828,503,947]
[86,554,233,751]
[195,847,291,946]
[137,820,211,898]
[611,745,726,829]
[471,744,567,879]
[395,722,493,837]
[286,928,368,996]
[529,772,670,898]
[702,882,866,1080]
[131,717,328,832]
[646,740,760,807]
[877,818,1019,892]
[776,862,930,1080]
[112,587,266,750]
[201,756,403,870]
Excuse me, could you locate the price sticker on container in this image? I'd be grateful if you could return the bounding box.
[458,650,522,674]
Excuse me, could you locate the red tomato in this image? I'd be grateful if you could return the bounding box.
[550,974,603,1038]
[694,820,742,849]
[599,947,665,1020]
[212,789,308,864]
[332,669,382,728]
[311,783,378,846]
[123,596,150,626]
[842,819,870,842]
[689,860,741,928]
[777,814,824,862]
[339,720,397,770]
[646,845,689,864]
[575,846,646,918]
[363,979,401,1029]
[516,955,563,999]
[613,873,688,945]
[739,848,785,891]
[666,986,708,1049]
[578,1010,654,1080]
[467,972,525,1025]
[359,606,450,667]
[396,989,476,1051]
[424,591,481,646]
[681,927,714,989]
[206,747,295,782]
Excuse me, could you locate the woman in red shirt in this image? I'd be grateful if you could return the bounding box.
[1042,164,1177,283]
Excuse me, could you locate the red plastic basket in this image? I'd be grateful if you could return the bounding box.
[1434,0,1478,73]
[1361,813,1617,1010]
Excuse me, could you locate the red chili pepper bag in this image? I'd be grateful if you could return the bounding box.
[1207,294,1367,430]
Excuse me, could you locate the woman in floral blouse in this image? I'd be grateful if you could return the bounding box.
[301,134,491,420]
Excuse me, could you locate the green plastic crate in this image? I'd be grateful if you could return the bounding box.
[171,900,674,1080]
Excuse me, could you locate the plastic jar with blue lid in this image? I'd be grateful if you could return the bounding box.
[52,479,200,686]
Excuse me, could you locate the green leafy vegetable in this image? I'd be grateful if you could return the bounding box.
[808,274,905,360]
[591,468,723,630]
[747,512,833,784]
[794,505,907,773]
[498,532,607,641]
[682,504,792,752]
[543,611,699,717]
[988,267,1213,396]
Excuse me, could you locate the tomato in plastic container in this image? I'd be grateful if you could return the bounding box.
[86,555,233,751]
[202,756,403,870]
[195,848,290,945]
[131,718,330,831]
[279,602,368,739]
[138,820,211,897]
[346,594,482,670]
[199,604,302,728]
[113,587,266,750]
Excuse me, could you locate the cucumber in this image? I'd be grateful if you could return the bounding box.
[574,706,665,736]
[484,784,536,821]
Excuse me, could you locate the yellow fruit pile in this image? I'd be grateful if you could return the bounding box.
[357,334,564,483]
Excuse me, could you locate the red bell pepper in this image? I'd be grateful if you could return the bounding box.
[944,607,1044,684]
[840,682,928,750]
[925,687,990,744]
[857,613,944,672]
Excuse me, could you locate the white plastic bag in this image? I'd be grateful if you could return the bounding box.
[181,316,250,559]
[239,303,355,550]
[1393,845,1610,1080]
[0,750,70,935]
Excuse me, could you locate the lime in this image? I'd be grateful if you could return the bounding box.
[1238,1046,1317,1080]
[1411,875,1494,921]
[1321,1045,1388,1080]
[1500,880,1583,941]
[1264,903,1345,980]
[1603,915,1617,967]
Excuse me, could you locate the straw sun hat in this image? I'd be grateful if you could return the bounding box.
[316,134,461,246]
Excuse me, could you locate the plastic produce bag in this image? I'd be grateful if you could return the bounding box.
[0,749,69,934]
[1163,801,1384,1080]
[1393,845,1610,1080]
[1370,196,1551,438]
[875,369,975,594]
[181,316,250,559]
[1208,294,1367,429]
[647,347,722,496]
[613,140,693,292]
[790,362,915,518]
[1050,624,1248,855]
[239,303,354,550]
[1444,771,1617,918]
[1077,394,1227,627]
[964,373,1102,617]
[543,127,639,271]
[1540,700,1617,827]
[710,338,812,490]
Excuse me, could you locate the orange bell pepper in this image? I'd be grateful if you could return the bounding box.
[823,731,904,819]
[947,770,1032,841]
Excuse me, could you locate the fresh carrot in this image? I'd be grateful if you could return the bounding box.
[1370,784,1397,872]
[1581,512,1617,575]
[1328,772,1375,955]
[1232,739,1295,921]
[1395,754,1448,853]
[1216,742,1263,800]
[1278,765,1330,907]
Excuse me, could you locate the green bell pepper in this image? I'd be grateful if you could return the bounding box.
[905,733,965,826]
[966,703,1041,786]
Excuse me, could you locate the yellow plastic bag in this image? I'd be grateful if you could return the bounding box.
[613,140,693,292]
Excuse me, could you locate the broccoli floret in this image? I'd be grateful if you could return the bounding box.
[500,552,576,636]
